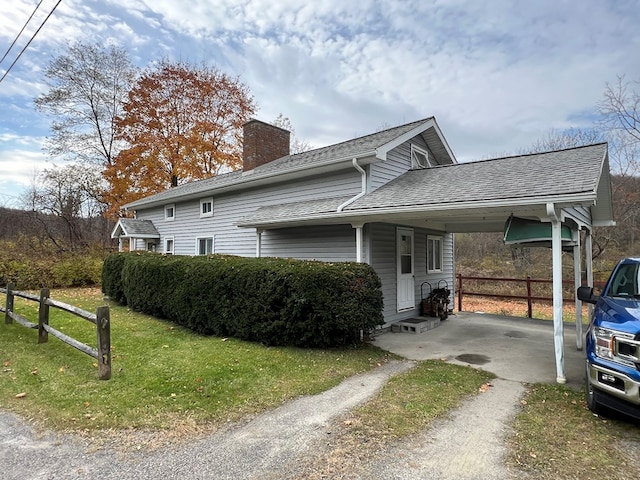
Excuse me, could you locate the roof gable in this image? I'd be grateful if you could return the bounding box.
[111,218,160,239]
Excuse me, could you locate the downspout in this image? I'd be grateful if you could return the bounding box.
[337,158,367,212]
[337,158,367,263]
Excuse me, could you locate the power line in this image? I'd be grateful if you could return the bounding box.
[0,0,62,85]
[0,0,45,66]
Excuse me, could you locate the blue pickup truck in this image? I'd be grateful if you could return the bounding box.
[578,257,640,419]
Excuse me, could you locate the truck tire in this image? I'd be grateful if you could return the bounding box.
[585,363,604,416]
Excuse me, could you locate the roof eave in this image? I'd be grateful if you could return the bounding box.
[124,150,378,211]
[238,192,598,229]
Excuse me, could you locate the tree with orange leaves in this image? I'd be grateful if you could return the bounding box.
[104,60,256,216]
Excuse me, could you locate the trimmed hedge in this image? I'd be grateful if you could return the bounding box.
[102,252,384,348]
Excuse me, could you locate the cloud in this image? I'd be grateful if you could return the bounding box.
[2,0,640,204]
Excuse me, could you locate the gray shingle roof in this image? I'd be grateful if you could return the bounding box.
[116,218,160,237]
[238,143,608,227]
[125,118,434,209]
[347,143,607,211]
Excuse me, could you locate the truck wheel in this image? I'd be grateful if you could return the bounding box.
[585,365,603,415]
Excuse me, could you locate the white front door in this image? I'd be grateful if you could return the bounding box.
[397,227,415,311]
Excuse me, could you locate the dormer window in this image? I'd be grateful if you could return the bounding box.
[411,145,431,169]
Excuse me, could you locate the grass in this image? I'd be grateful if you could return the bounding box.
[508,384,640,479]
[0,288,394,436]
[295,361,496,479]
[5,287,639,479]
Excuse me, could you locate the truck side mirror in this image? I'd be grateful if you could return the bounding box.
[577,285,598,304]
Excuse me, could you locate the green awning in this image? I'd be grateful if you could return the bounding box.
[504,216,574,247]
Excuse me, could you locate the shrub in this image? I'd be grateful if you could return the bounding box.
[103,253,384,348]
[52,257,103,287]
[102,252,129,303]
[0,244,104,290]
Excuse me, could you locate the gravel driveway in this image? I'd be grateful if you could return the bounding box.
[0,357,525,480]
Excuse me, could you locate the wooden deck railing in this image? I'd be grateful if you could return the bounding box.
[456,274,603,318]
[1,283,111,380]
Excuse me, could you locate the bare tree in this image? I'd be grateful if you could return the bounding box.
[34,42,138,167]
[525,127,603,153]
[272,114,312,154]
[21,164,108,251]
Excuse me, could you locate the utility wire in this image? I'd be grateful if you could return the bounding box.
[0,0,45,66]
[0,0,62,85]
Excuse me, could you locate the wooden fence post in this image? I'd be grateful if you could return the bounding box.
[526,276,533,318]
[96,306,111,380]
[5,282,14,324]
[457,274,463,312]
[38,288,50,344]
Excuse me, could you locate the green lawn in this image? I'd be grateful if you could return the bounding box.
[0,288,393,431]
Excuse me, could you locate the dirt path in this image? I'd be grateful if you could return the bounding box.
[1,360,526,480]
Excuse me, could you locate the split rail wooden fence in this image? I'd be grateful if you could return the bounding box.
[456,274,605,318]
[0,283,111,380]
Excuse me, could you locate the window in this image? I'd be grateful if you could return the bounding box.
[427,235,442,273]
[411,145,431,169]
[196,237,214,255]
[200,198,213,217]
[165,204,175,221]
[165,237,174,254]
[399,233,413,274]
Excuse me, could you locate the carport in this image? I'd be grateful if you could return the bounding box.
[240,143,614,384]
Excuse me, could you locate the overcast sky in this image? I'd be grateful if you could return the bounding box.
[1,0,640,207]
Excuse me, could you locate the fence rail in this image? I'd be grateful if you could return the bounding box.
[456,274,603,318]
[1,283,111,380]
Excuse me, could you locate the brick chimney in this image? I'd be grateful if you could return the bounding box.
[242,119,290,171]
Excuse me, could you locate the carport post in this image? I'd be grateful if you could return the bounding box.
[573,230,583,350]
[352,223,364,263]
[551,215,566,384]
[585,229,594,318]
[255,228,263,258]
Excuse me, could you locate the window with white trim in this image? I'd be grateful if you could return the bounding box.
[165,237,175,254]
[200,198,213,217]
[427,235,443,273]
[164,204,175,221]
[196,236,214,255]
[411,145,431,169]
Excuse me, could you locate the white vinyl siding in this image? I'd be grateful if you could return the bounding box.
[370,137,436,191]
[136,168,361,257]
[370,223,454,326]
[262,225,356,262]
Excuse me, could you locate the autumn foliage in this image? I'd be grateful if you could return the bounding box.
[104,61,256,216]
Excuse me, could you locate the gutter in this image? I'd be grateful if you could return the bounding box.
[336,158,366,212]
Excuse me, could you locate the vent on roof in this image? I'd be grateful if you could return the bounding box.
[411,145,431,169]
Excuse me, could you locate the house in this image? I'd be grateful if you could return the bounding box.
[112,117,614,382]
